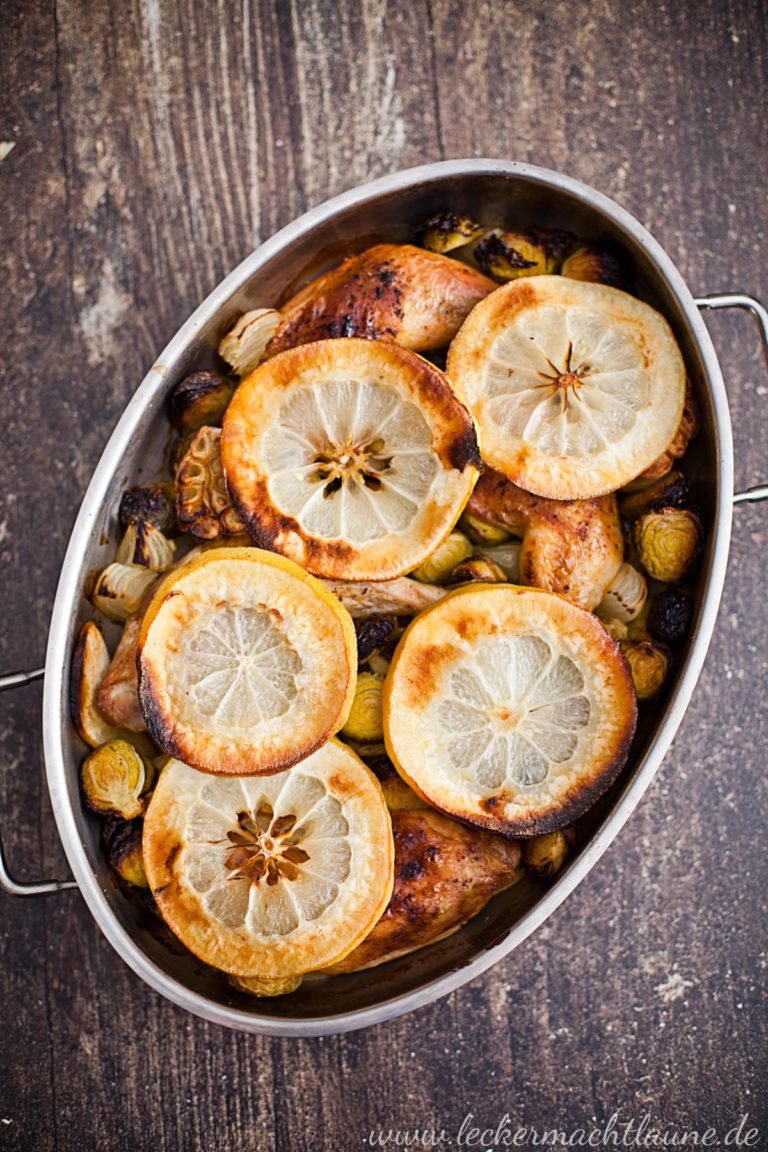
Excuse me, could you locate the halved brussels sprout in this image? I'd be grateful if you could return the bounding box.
[115,519,176,572]
[91,563,158,623]
[169,371,236,435]
[619,470,689,520]
[228,974,303,997]
[446,556,508,585]
[102,816,148,887]
[412,530,473,584]
[459,510,512,546]
[81,738,146,819]
[118,482,177,535]
[175,425,245,539]
[218,308,282,377]
[355,616,395,663]
[340,671,385,742]
[596,562,648,624]
[647,588,693,647]
[70,621,122,748]
[634,508,703,582]
[420,212,485,254]
[620,638,669,701]
[522,828,575,879]
[561,246,625,288]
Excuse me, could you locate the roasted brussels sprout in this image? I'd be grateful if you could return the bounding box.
[458,510,512,546]
[175,425,245,539]
[475,231,551,280]
[522,828,575,879]
[447,556,508,584]
[355,616,395,663]
[420,212,485,254]
[597,562,648,624]
[619,470,689,520]
[91,562,157,623]
[634,507,703,582]
[70,621,122,748]
[118,482,177,536]
[115,519,176,572]
[561,245,625,288]
[102,816,148,888]
[340,671,385,742]
[81,738,146,820]
[169,370,236,435]
[218,308,282,377]
[647,588,693,647]
[228,973,303,997]
[620,638,670,701]
[412,530,473,584]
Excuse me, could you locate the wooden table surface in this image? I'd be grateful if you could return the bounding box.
[1,2,766,1149]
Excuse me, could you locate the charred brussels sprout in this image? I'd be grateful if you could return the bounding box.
[118,482,177,536]
[522,829,575,879]
[81,739,146,820]
[340,671,385,743]
[561,246,625,288]
[175,425,245,539]
[103,816,148,887]
[647,588,693,647]
[620,638,670,701]
[619,470,689,520]
[420,212,485,254]
[412,530,473,584]
[459,510,512,546]
[169,371,236,435]
[355,616,395,663]
[447,556,508,585]
[634,508,703,582]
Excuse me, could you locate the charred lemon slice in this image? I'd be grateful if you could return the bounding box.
[142,741,394,979]
[447,277,686,499]
[138,547,356,775]
[220,338,481,580]
[384,584,637,836]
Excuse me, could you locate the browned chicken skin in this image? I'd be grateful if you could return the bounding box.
[266,244,495,357]
[468,468,624,611]
[328,787,522,974]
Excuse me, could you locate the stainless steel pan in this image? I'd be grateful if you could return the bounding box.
[2,160,767,1036]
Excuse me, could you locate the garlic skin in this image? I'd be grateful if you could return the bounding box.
[596,562,648,624]
[218,308,282,377]
[115,519,176,572]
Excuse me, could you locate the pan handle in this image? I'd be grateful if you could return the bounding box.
[695,293,768,505]
[0,669,77,896]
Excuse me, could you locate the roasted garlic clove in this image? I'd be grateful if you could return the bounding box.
[619,470,689,520]
[118,482,177,536]
[561,246,625,288]
[634,508,703,582]
[115,519,176,572]
[228,973,303,998]
[446,556,508,585]
[420,212,485,254]
[619,638,670,701]
[522,828,575,879]
[458,510,512,546]
[647,588,693,647]
[218,308,282,377]
[102,816,148,887]
[596,562,648,624]
[70,621,123,748]
[81,738,146,820]
[412,530,473,584]
[175,425,245,539]
[169,370,236,435]
[340,671,385,742]
[91,563,158,623]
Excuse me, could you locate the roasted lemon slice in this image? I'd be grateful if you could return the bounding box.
[384,584,637,836]
[138,547,356,775]
[220,337,481,580]
[447,277,686,499]
[142,741,394,979]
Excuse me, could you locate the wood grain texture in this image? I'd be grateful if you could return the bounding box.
[1,0,766,1149]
